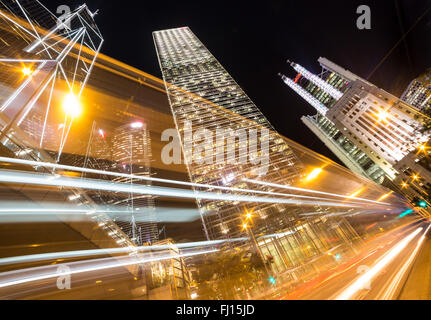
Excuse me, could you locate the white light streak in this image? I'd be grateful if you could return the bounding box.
[0,249,217,289]
[0,239,244,267]
[381,224,431,300]
[335,227,423,300]
[0,170,365,208]
[244,179,391,206]
[0,157,393,208]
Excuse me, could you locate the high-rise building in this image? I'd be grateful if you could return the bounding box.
[393,150,431,208]
[281,58,429,184]
[401,69,431,111]
[111,121,158,245]
[0,1,145,276]
[0,1,103,161]
[153,28,363,277]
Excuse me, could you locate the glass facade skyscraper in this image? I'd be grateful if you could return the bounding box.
[154,27,305,241]
[153,28,363,277]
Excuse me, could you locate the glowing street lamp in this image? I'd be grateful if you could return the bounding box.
[401,182,409,189]
[244,209,254,221]
[62,93,82,118]
[22,67,32,76]
[376,110,389,122]
[418,144,428,154]
[412,174,420,181]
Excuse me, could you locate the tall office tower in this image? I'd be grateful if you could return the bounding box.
[153,28,361,273]
[401,69,431,111]
[111,121,158,245]
[0,1,103,161]
[0,1,143,273]
[281,58,429,183]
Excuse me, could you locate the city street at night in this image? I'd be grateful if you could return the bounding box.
[0,0,430,311]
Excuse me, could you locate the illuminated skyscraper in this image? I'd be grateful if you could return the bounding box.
[153,28,361,277]
[153,27,308,241]
[281,58,429,183]
[401,69,431,111]
[112,121,158,245]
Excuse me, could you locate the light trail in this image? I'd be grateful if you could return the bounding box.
[0,239,245,267]
[0,169,385,209]
[335,227,423,300]
[377,192,394,202]
[0,206,202,223]
[244,179,393,206]
[0,157,392,207]
[0,249,217,289]
[381,224,431,300]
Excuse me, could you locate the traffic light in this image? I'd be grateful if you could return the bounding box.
[419,201,428,208]
[412,197,429,208]
[269,276,276,285]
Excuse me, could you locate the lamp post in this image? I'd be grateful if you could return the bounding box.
[242,210,274,287]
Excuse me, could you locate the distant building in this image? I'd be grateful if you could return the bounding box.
[110,122,159,245]
[401,69,431,111]
[281,58,429,183]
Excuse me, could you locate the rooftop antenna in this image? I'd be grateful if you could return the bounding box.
[91,9,99,17]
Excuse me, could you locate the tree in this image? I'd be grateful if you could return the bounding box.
[194,248,266,299]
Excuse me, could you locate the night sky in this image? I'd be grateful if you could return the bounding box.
[46,0,431,161]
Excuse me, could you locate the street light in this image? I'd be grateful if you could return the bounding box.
[245,209,254,221]
[22,66,32,76]
[241,209,274,286]
[376,110,389,122]
[418,144,428,153]
[63,93,82,118]
[412,174,420,181]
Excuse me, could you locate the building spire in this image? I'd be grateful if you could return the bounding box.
[280,74,329,116]
[288,62,343,100]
